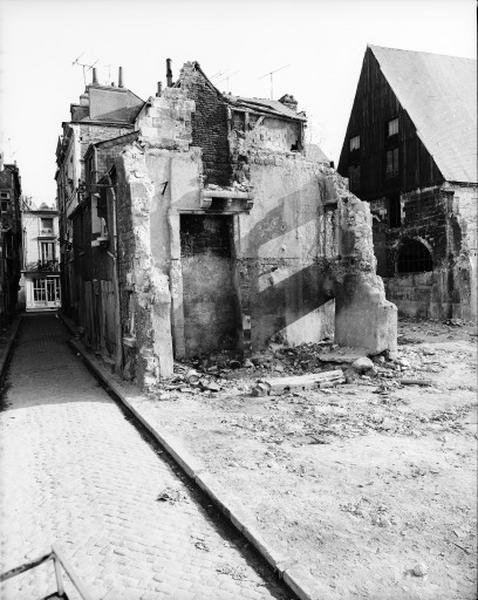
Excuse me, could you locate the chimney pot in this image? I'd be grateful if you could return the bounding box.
[118,66,124,88]
[92,67,98,85]
[166,58,173,87]
[156,81,162,97]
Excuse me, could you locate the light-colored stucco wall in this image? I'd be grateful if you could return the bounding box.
[21,211,60,269]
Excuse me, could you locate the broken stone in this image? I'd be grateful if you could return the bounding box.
[318,348,369,364]
[344,368,360,384]
[251,370,345,396]
[351,356,374,373]
[200,380,220,392]
[186,370,201,386]
[400,378,432,387]
[251,382,272,397]
[156,487,187,504]
[268,342,283,353]
[411,563,428,577]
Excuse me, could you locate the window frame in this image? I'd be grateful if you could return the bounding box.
[349,135,360,152]
[385,147,399,178]
[387,117,399,137]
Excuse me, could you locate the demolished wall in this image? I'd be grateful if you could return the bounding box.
[112,63,397,388]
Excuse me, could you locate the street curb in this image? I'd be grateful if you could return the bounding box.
[0,315,22,384]
[69,338,318,600]
[56,311,79,337]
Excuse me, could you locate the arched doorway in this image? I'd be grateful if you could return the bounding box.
[397,239,433,274]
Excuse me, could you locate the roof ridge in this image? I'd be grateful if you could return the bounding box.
[369,44,476,62]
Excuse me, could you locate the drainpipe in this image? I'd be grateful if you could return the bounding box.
[108,181,124,373]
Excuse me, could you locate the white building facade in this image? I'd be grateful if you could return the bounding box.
[20,204,61,311]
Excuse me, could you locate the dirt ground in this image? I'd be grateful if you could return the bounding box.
[146,318,477,600]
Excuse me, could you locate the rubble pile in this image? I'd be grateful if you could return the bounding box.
[148,334,453,402]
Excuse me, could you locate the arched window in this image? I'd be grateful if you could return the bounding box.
[397,239,433,273]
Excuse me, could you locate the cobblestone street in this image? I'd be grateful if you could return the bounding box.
[0,314,289,600]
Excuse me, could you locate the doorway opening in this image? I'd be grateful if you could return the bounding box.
[180,214,239,357]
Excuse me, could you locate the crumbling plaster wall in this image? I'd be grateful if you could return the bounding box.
[234,153,338,348]
[115,87,196,385]
[230,113,302,155]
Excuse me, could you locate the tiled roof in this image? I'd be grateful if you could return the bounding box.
[370,45,477,183]
[228,96,307,121]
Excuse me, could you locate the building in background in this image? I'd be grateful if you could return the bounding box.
[19,202,61,312]
[338,45,477,320]
[56,61,397,389]
[0,154,22,326]
[55,66,144,320]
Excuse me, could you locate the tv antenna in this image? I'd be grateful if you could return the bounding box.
[259,64,290,99]
[72,53,99,85]
[215,70,239,93]
[210,70,227,80]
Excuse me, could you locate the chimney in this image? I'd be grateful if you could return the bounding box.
[156,81,162,97]
[166,58,173,87]
[278,93,298,112]
[118,66,124,88]
[92,67,98,85]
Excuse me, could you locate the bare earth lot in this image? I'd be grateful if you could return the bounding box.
[145,318,476,600]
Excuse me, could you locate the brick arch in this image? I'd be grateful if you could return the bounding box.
[396,237,433,273]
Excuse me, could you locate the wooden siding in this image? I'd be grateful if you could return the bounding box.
[338,48,444,200]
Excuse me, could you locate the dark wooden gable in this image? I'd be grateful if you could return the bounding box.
[338,47,444,200]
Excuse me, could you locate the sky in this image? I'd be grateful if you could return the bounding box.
[0,0,475,207]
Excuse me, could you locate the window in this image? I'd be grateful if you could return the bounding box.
[0,191,10,212]
[397,240,433,273]
[385,148,399,177]
[348,165,361,191]
[40,217,53,234]
[387,117,399,137]
[40,242,55,265]
[349,135,360,152]
[388,194,401,227]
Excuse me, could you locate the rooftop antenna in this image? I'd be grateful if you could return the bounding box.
[259,64,290,100]
[216,70,239,93]
[72,54,99,85]
[210,70,227,80]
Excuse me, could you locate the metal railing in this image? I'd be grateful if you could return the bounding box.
[0,544,93,600]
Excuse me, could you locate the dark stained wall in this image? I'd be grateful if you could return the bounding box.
[180,214,239,356]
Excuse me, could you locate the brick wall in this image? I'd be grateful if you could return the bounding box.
[179,64,231,186]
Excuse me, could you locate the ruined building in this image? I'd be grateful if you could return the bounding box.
[0,155,22,326]
[57,62,397,388]
[338,46,477,320]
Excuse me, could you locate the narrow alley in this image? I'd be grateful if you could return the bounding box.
[0,314,290,600]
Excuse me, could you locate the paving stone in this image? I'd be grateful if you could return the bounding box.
[0,314,289,600]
